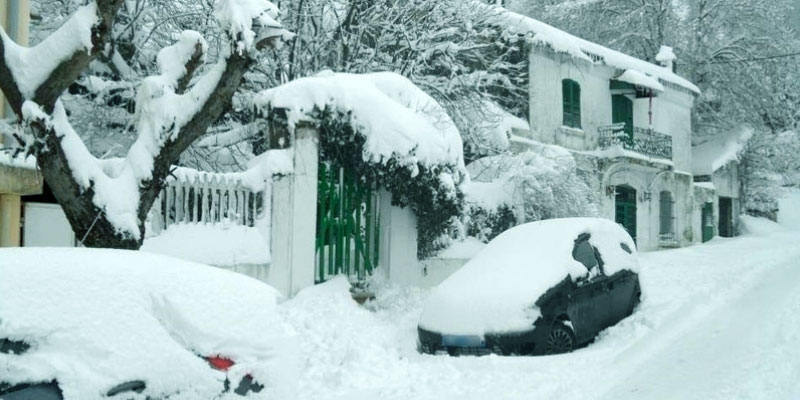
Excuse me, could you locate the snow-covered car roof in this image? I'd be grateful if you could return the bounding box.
[419,218,639,336]
[0,248,295,400]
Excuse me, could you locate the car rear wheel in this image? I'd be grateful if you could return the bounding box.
[545,322,576,355]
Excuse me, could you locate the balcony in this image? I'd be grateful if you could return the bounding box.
[598,123,672,160]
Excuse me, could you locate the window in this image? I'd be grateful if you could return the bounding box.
[659,191,675,243]
[562,79,581,129]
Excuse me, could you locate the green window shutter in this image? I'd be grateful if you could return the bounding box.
[562,79,581,129]
[572,82,581,128]
[659,191,673,235]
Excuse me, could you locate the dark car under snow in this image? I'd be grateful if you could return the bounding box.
[418,218,641,356]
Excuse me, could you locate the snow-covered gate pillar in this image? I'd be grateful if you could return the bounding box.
[269,113,318,297]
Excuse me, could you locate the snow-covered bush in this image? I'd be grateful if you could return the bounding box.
[740,129,800,221]
[465,146,600,243]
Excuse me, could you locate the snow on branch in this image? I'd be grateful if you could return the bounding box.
[0,0,123,115]
[215,0,293,54]
[0,3,97,99]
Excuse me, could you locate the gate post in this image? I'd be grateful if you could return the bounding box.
[269,119,319,297]
[377,190,420,285]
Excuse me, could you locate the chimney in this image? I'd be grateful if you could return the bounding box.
[656,45,677,72]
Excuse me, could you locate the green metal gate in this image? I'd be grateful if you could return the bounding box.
[315,163,380,283]
[615,186,637,243]
[701,202,714,243]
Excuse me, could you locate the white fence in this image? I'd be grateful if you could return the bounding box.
[148,168,270,234]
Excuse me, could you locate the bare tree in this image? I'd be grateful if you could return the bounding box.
[0,0,290,249]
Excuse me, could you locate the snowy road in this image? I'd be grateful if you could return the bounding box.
[281,216,800,400]
[600,229,800,400]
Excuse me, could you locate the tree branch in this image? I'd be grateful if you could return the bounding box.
[0,0,124,117]
[137,49,253,224]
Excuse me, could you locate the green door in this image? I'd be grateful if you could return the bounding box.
[615,186,637,243]
[612,94,634,146]
[702,202,714,243]
[316,163,380,283]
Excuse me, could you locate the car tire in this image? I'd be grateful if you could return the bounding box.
[544,322,576,355]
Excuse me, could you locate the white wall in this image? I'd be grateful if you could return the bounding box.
[23,202,75,247]
[527,46,695,168]
[528,49,614,150]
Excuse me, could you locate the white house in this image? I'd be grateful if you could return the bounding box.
[493,9,711,251]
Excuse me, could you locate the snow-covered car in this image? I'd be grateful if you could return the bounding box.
[418,218,641,356]
[0,248,294,400]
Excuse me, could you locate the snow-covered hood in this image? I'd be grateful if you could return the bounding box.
[419,218,639,336]
[0,248,296,400]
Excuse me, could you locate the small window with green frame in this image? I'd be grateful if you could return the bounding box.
[562,79,582,129]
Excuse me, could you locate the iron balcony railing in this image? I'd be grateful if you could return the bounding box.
[598,123,673,160]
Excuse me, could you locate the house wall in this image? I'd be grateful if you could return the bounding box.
[528,49,613,150]
[599,162,694,252]
[527,46,694,170]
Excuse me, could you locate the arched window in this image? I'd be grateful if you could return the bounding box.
[659,191,675,242]
[562,79,581,129]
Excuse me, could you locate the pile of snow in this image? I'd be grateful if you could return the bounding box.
[254,71,466,173]
[419,218,638,335]
[739,215,785,236]
[437,237,487,259]
[692,127,753,175]
[0,248,296,400]
[142,223,270,266]
[480,4,700,94]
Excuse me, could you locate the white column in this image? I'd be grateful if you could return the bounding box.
[269,123,318,297]
[378,190,420,286]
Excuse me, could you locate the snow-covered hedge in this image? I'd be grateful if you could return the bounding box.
[255,72,469,257]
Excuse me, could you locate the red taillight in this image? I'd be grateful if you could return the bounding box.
[206,355,235,371]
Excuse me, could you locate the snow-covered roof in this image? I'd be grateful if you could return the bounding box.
[692,128,753,175]
[255,71,465,172]
[482,5,700,94]
[615,69,665,92]
[0,248,295,399]
[419,218,639,336]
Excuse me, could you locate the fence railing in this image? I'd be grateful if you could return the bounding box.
[598,123,673,160]
[148,168,269,233]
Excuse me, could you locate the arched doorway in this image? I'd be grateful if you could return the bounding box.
[615,186,637,243]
